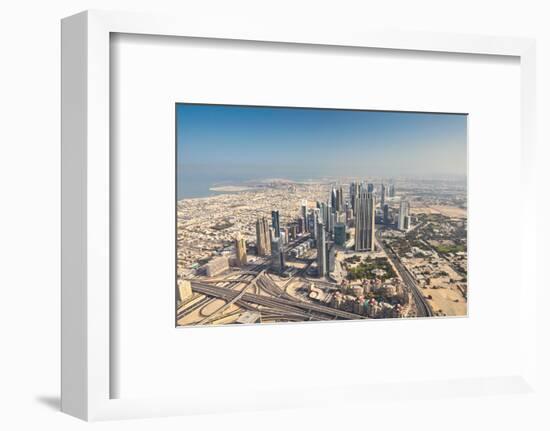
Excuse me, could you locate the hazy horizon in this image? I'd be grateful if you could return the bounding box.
[176,104,467,198]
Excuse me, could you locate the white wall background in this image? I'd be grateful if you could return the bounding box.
[0,1,548,430]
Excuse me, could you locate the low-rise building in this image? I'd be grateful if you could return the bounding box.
[205,256,229,277]
[177,279,192,303]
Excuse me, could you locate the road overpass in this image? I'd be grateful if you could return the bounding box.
[190,281,367,322]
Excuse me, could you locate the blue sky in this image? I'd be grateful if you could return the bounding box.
[176,103,467,182]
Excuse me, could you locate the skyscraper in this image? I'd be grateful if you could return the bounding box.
[270,237,285,273]
[307,212,317,240]
[317,221,327,277]
[380,184,386,207]
[271,210,280,237]
[297,216,305,234]
[255,217,271,256]
[389,184,395,198]
[234,233,247,266]
[301,201,308,232]
[327,243,336,273]
[383,203,390,225]
[349,182,358,211]
[320,202,328,225]
[280,228,288,245]
[312,208,321,241]
[334,223,346,246]
[336,186,344,212]
[330,187,337,212]
[289,224,297,240]
[328,211,335,236]
[398,199,410,231]
[346,204,354,226]
[355,185,376,251]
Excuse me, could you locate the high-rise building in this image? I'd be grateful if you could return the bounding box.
[234,233,247,266]
[320,202,328,225]
[255,217,271,256]
[334,223,346,246]
[271,210,280,237]
[389,184,395,198]
[346,203,354,226]
[301,201,308,233]
[327,243,336,273]
[383,203,390,225]
[336,186,344,212]
[317,221,327,277]
[349,181,359,211]
[380,184,386,207]
[297,216,305,234]
[315,207,321,226]
[355,185,376,251]
[289,224,297,241]
[367,183,374,193]
[270,237,285,273]
[307,212,317,240]
[280,229,287,245]
[330,188,337,210]
[398,199,410,231]
[328,212,335,236]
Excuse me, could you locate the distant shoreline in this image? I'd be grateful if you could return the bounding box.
[177,176,467,201]
[209,185,253,192]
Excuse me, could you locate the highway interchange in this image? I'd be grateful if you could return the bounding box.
[178,229,433,325]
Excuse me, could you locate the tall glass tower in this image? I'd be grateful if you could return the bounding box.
[271,210,280,238]
[398,199,410,231]
[317,221,327,277]
[354,185,375,251]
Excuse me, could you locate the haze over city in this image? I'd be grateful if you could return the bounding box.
[177,104,467,199]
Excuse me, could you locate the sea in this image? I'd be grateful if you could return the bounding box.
[177,170,321,200]
[177,171,256,200]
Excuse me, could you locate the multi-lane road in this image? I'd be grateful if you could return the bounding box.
[178,229,433,324]
[177,262,268,323]
[375,230,433,318]
[190,280,366,321]
[177,252,369,324]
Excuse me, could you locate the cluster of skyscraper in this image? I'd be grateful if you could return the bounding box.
[255,216,271,256]
[234,233,247,266]
[246,181,408,277]
[255,211,289,274]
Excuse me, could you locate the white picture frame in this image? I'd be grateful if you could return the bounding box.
[61,9,538,421]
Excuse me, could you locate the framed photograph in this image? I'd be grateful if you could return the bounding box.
[175,103,468,326]
[61,10,538,421]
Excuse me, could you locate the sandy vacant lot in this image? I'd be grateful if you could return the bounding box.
[412,205,467,219]
[424,261,466,316]
[423,284,467,316]
[406,257,467,317]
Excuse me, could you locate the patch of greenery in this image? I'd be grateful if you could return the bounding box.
[346,256,397,281]
[344,255,361,264]
[434,243,465,254]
